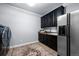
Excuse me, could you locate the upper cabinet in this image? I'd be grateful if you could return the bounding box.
[41,6,65,28]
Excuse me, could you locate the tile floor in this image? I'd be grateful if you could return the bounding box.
[6,42,57,56]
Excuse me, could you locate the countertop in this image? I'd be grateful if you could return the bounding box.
[39,32,58,36]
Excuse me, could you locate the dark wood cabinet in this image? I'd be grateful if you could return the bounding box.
[41,6,65,28]
[38,33,57,51]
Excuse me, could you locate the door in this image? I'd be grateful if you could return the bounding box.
[58,36,67,56]
[58,25,67,56]
[57,14,67,56]
[70,11,79,56]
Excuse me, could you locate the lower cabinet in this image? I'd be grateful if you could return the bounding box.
[38,33,57,51]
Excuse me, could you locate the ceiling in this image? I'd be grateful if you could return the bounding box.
[9,3,63,16]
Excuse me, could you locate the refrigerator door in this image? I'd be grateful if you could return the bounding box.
[58,36,67,56]
[70,10,79,56]
[57,14,67,56]
[57,14,67,26]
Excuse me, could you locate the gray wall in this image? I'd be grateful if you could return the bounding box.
[0,4,41,47]
[63,3,79,13]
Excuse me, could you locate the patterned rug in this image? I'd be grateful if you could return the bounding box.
[12,47,52,56]
[21,47,41,56]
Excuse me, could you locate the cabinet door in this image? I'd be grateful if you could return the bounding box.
[50,12,54,27]
[39,34,48,45]
[44,15,48,27]
[47,35,57,51]
[46,12,54,27]
[41,15,48,28]
[39,34,43,43]
[41,12,54,27]
[43,35,48,45]
[41,16,44,28]
[53,10,57,27]
[56,6,65,16]
[47,13,51,27]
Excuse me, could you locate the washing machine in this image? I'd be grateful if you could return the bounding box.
[0,25,11,56]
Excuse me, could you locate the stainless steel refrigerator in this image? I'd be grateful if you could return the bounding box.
[57,10,79,56]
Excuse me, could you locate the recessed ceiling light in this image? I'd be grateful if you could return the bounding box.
[27,3,37,7]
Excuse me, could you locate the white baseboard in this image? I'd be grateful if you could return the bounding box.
[9,41,38,48]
